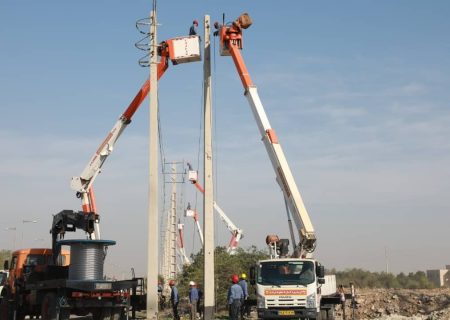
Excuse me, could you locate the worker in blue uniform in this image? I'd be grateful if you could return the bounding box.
[228,274,244,320]
[239,273,249,318]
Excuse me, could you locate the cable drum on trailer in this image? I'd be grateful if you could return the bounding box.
[58,239,116,280]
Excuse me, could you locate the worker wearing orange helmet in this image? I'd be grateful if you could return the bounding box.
[169,280,180,320]
[228,274,244,320]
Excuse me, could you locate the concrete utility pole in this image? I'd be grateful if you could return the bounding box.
[202,15,215,320]
[147,9,159,320]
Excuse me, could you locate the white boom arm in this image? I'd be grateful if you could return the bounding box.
[219,19,316,257]
[185,208,204,245]
[187,164,244,254]
[213,202,243,254]
[68,35,201,239]
[70,117,128,194]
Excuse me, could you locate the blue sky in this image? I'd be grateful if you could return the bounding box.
[1,1,449,277]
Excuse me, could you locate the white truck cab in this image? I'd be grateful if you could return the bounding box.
[251,258,333,319]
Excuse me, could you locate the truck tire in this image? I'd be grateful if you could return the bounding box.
[41,292,70,320]
[0,296,13,320]
[320,308,335,320]
[15,308,26,320]
[91,307,112,320]
[111,307,126,320]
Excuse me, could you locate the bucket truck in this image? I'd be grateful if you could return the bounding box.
[187,163,244,254]
[216,14,339,320]
[69,35,201,239]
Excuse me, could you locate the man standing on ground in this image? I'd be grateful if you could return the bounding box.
[169,280,180,320]
[238,273,249,319]
[228,274,244,320]
[189,280,199,320]
[338,284,346,320]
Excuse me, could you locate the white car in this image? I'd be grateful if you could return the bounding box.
[0,270,8,297]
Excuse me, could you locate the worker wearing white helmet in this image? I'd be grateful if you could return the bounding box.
[189,280,199,320]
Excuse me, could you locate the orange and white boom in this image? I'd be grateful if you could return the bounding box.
[218,15,316,257]
[185,203,204,245]
[177,221,191,265]
[70,36,201,239]
[187,163,244,255]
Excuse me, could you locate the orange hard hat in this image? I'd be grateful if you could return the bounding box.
[231,274,239,284]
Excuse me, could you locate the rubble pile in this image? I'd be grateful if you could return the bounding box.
[341,288,450,320]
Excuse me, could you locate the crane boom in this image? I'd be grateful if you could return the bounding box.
[218,17,316,256]
[69,36,201,239]
[185,206,204,244]
[177,222,191,265]
[187,163,244,254]
[70,53,169,210]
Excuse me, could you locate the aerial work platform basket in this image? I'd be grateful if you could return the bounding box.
[167,35,201,65]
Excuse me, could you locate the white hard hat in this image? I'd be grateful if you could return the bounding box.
[189,281,196,286]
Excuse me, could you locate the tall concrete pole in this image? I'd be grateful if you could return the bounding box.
[202,15,215,320]
[147,9,159,320]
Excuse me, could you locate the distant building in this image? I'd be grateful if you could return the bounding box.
[426,266,450,287]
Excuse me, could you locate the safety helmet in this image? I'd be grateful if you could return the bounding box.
[240,273,247,280]
[193,20,199,26]
[189,281,196,286]
[231,274,239,284]
[169,280,175,286]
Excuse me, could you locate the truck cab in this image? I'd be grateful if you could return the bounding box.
[3,248,70,295]
[251,258,332,320]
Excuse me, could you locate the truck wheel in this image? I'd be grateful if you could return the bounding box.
[313,311,322,320]
[320,308,335,320]
[111,307,126,320]
[41,293,70,320]
[0,297,13,320]
[41,293,57,320]
[15,309,26,320]
[91,307,112,320]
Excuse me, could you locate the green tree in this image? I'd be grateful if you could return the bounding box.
[176,246,268,310]
[335,268,434,289]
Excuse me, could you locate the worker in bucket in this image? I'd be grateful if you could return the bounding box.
[239,273,249,318]
[169,280,180,320]
[228,274,244,320]
[189,20,198,36]
[189,280,199,320]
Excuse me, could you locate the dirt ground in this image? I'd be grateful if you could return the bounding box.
[338,288,450,320]
[79,288,449,319]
